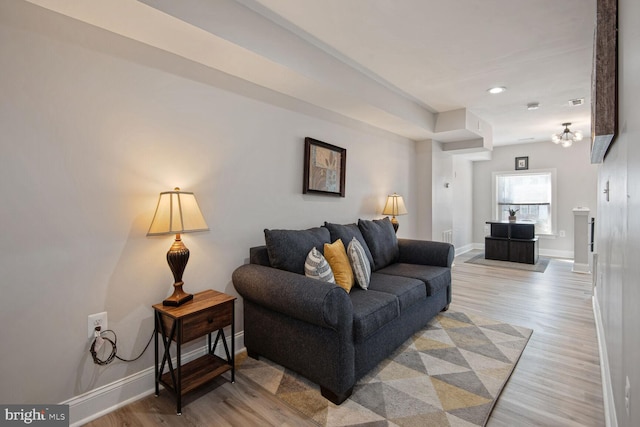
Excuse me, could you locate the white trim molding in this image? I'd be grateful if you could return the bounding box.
[572,262,591,274]
[593,293,617,427]
[454,243,474,256]
[63,331,244,427]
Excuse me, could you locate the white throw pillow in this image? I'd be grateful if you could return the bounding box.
[304,247,335,283]
[348,237,371,289]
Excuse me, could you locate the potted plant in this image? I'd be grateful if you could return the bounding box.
[508,208,519,222]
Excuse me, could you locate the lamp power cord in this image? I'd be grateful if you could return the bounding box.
[89,327,154,366]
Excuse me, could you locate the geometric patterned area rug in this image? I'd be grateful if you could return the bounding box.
[238,311,533,426]
[465,253,550,273]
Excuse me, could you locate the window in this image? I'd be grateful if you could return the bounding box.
[492,169,556,235]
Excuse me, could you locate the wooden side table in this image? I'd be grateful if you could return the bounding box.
[153,289,236,415]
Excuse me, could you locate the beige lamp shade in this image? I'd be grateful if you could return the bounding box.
[147,188,209,236]
[382,193,407,233]
[382,193,408,217]
[147,188,209,306]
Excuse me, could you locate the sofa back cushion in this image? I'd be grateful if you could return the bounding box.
[324,222,374,266]
[358,217,399,271]
[264,227,331,274]
[249,246,271,266]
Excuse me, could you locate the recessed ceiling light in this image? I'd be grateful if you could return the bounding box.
[527,102,540,110]
[487,86,507,94]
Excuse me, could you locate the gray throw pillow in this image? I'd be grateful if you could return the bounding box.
[324,222,374,266]
[358,217,399,270]
[347,237,371,289]
[264,227,331,274]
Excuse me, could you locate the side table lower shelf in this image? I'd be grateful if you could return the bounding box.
[159,354,233,396]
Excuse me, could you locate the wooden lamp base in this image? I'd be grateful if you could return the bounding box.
[163,281,193,306]
[390,216,399,233]
[163,235,193,306]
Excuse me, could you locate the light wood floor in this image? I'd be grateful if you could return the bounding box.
[452,251,604,427]
[85,250,604,426]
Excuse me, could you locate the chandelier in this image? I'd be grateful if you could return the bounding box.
[551,122,583,147]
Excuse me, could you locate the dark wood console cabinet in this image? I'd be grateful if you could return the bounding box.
[485,221,539,264]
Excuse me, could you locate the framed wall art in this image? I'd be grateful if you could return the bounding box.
[515,156,529,171]
[303,137,346,197]
[590,0,617,163]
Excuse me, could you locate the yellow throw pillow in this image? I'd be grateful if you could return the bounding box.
[323,239,354,293]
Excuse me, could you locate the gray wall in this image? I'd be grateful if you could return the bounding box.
[473,141,598,257]
[595,0,640,425]
[0,1,419,407]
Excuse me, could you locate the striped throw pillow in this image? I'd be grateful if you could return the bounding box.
[304,247,335,283]
[348,237,371,289]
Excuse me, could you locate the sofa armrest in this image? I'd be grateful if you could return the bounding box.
[397,238,454,268]
[232,264,353,330]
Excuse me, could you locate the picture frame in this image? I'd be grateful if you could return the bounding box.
[515,156,529,171]
[303,137,346,197]
[590,0,617,163]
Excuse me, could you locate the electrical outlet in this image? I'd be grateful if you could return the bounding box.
[88,312,107,339]
[559,230,566,237]
[626,376,631,416]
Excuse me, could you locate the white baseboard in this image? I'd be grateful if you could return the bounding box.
[539,248,574,259]
[572,262,591,274]
[454,244,474,256]
[593,294,618,427]
[63,332,244,427]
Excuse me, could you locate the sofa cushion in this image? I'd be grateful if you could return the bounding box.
[367,273,426,311]
[324,222,374,266]
[249,246,271,266]
[304,247,335,283]
[376,263,451,296]
[324,239,355,293]
[264,227,331,274]
[347,237,371,290]
[349,288,399,342]
[358,217,399,271]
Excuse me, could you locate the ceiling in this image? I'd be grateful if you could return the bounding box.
[241,0,597,146]
[24,0,597,149]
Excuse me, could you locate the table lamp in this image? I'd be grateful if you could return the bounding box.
[147,188,209,306]
[382,193,408,233]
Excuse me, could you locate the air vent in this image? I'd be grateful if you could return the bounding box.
[569,98,585,106]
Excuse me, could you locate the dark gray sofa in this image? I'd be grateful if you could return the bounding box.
[232,217,454,404]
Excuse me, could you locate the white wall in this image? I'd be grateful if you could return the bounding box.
[415,140,473,251]
[431,141,454,242]
[0,0,418,409]
[594,0,640,425]
[473,140,598,257]
[452,156,474,251]
[416,140,434,239]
